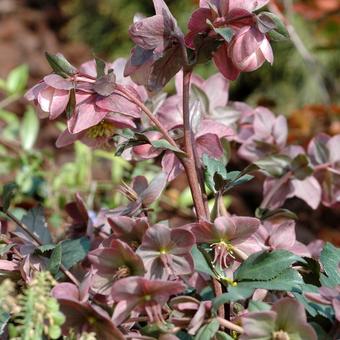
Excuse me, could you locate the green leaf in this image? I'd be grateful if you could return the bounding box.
[36,244,56,253]
[291,154,313,180]
[202,154,227,192]
[45,52,77,78]
[95,57,106,78]
[0,243,15,256]
[60,237,90,271]
[21,206,52,244]
[194,319,219,340]
[258,12,289,41]
[191,245,215,277]
[212,286,254,314]
[214,27,234,43]
[319,242,340,287]
[254,155,291,177]
[150,139,185,155]
[215,331,234,340]
[192,84,210,114]
[20,106,39,150]
[0,310,10,336]
[6,64,28,94]
[255,208,297,221]
[248,300,271,312]
[237,268,303,291]
[48,243,62,275]
[235,250,304,281]
[2,182,18,211]
[66,89,76,120]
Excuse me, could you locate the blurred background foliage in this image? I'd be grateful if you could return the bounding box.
[0,0,339,242]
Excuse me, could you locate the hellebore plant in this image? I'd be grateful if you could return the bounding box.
[1,0,339,339]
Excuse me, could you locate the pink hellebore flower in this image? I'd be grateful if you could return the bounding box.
[52,282,124,339]
[111,276,185,324]
[191,215,261,269]
[308,133,340,207]
[240,298,317,340]
[305,286,340,322]
[137,224,195,280]
[254,219,311,257]
[87,239,145,295]
[186,0,273,80]
[238,107,288,162]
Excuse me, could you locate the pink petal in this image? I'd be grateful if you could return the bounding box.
[213,44,240,81]
[44,74,74,90]
[268,220,296,250]
[230,216,261,244]
[291,177,322,209]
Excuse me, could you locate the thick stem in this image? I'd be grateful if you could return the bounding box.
[0,208,80,286]
[182,69,207,221]
[116,86,179,149]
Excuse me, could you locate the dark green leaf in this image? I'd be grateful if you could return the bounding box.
[60,237,90,270]
[21,206,52,244]
[66,89,76,120]
[320,242,340,287]
[0,310,10,336]
[291,154,313,180]
[194,319,219,340]
[177,331,194,340]
[213,27,234,43]
[255,208,297,221]
[237,268,303,291]
[202,154,227,192]
[48,243,62,275]
[2,182,17,211]
[45,52,77,78]
[235,250,304,281]
[20,106,39,151]
[191,245,215,277]
[254,155,291,177]
[212,286,254,314]
[151,140,185,155]
[36,244,56,253]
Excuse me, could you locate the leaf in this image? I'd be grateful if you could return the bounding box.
[20,106,39,150]
[235,250,304,281]
[212,286,254,314]
[191,245,215,277]
[255,208,297,221]
[254,155,291,177]
[2,182,18,211]
[6,64,28,94]
[291,154,313,180]
[36,244,56,253]
[48,243,62,275]
[0,310,10,336]
[192,84,210,114]
[202,154,227,192]
[248,300,271,312]
[66,89,76,120]
[0,244,15,256]
[194,319,219,340]
[21,206,52,244]
[60,237,90,271]
[150,139,185,155]
[215,331,234,340]
[319,242,340,287]
[237,268,304,291]
[213,27,234,43]
[95,57,106,78]
[45,53,77,78]
[258,12,289,41]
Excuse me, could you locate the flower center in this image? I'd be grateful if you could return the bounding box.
[160,248,168,254]
[211,240,235,270]
[272,330,290,340]
[115,265,131,279]
[86,121,115,139]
